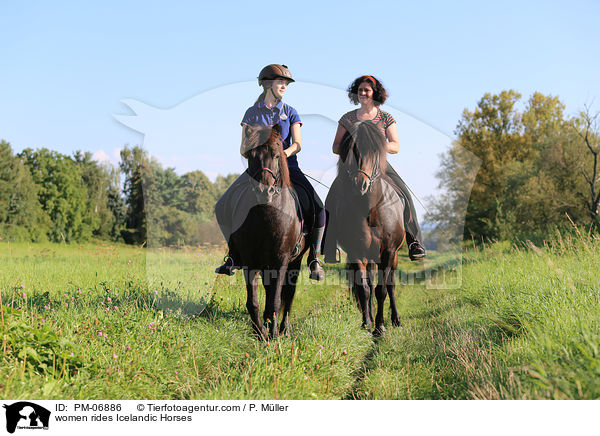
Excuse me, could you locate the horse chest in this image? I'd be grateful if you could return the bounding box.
[234,198,302,266]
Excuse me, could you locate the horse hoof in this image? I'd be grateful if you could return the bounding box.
[373,325,386,337]
[255,327,268,341]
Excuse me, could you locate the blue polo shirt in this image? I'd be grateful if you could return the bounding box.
[241,99,302,168]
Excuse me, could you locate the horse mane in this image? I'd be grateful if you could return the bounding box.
[337,120,388,175]
[268,125,291,188]
[242,124,291,188]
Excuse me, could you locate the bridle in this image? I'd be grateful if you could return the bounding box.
[346,150,381,193]
[250,166,282,196]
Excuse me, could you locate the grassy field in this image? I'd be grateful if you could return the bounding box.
[1,236,599,400]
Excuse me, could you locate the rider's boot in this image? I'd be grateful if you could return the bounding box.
[308,226,325,281]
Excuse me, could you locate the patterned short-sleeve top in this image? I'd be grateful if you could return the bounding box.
[339,108,395,138]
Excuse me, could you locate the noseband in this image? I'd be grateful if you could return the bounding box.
[251,166,282,196]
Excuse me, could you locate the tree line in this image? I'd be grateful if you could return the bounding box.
[0,141,237,245]
[426,91,600,244]
[2,90,598,247]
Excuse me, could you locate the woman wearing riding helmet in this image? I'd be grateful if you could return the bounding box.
[326,74,426,261]
[215,64,326,280]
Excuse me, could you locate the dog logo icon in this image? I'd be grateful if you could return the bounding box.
[3,402,51,434]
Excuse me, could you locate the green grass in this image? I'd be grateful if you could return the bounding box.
[1,237,600,399]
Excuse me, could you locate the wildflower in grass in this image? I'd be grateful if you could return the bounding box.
[113,353,118,359]
[98,331,104,337]
[148,322,155,329]
[20,285,25,289]
[342,350,348,355]
[114,306,118,310]
[126,346,131,352]
[107,297,112,302]
[44,305,50,310]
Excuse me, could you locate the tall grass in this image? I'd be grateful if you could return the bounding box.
[1,234,599,399]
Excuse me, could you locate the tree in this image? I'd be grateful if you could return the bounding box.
[179,170,216,220]
[119,146,149,244]
[572,106,600,228]
[434,90,529,239]
[0,141,48,241]
[427,91,597,243]
[19,148,89,242]
[73,151,126,240]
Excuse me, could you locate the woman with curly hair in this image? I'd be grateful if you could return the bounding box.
[325,75,426,261]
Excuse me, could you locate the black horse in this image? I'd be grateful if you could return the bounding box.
[217,124,308,340]
[325,121,405,336]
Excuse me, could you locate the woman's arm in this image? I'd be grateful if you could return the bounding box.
[332,124,347,155]
[285,122,302,158]
[385,122,400,154]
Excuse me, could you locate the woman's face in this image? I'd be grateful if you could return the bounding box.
[270,78,289,100]
[357,82,374,105]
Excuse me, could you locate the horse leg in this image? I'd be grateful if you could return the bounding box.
[262,265,286,339]
[351,260,372,330]
[387,251,402,328]
[374,251,392,337]
[279,258,301,336]
[367,261,376,325]
[245,268,267,340]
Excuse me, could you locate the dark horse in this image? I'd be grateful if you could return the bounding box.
[218,124,308,340]
[325,121,405,336]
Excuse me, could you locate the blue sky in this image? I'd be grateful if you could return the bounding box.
[1,0,599,218]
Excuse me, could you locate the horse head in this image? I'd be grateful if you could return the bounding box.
[338,121,388,196]
[242,124,290,203]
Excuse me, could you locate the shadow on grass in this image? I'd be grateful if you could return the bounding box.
[343,334,382,400]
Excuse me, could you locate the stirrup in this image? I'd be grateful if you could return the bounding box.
[215,256,239,275]
[324,247,341,264]
[408,242,426,260]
